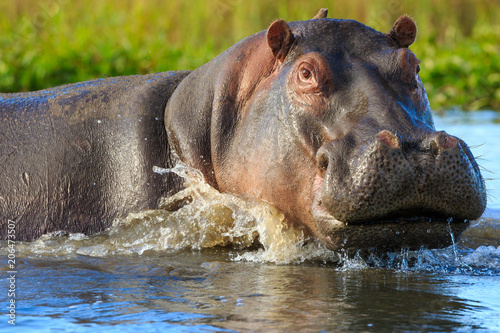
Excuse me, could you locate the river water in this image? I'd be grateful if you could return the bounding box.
[1,110,499,332]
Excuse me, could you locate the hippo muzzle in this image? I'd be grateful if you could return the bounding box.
[314,129,486,250]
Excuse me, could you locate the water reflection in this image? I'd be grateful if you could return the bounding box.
[9,251,499,332]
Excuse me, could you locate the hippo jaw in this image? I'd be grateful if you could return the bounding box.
[312,209,472,252]
[312,130,486,251]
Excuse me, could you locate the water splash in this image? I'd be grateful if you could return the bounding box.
[399,248,410,272]
[337,250,369,271]
[9,163,337,264]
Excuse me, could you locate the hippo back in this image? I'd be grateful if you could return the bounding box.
[0,71,190,240]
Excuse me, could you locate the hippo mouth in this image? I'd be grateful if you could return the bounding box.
[311,129,485,251]
[313,206,470,251]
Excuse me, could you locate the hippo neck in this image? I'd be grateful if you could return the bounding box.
[165,30,280,189]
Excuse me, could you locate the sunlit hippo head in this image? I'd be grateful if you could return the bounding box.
[166,11,486,251]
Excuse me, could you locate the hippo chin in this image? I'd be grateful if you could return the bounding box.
[0,9,486,251]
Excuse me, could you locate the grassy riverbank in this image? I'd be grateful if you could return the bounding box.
[1,0,499,110]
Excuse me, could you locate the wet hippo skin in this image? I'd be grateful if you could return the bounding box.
[0,9,486,250]
[1,72,190,239]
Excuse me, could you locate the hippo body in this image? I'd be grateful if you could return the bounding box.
[1,72,189,239]
[0,13,486,250]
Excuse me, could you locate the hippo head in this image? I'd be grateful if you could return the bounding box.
[166,14,486,251]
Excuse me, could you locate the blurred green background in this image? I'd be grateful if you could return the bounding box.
[1,0,499,110]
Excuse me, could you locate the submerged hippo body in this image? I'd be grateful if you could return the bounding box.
[1,12,486,250]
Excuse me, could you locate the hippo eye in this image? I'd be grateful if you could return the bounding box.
[295,60,323,94]
[301,68,312,79]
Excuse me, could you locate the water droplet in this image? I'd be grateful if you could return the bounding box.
[427,229,431,233]
[446,221,460,264]
[144,138,148,141]
[97,120,101,124]
[22,172,30,186]
[155,117,159,121]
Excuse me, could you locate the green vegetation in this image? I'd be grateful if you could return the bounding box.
[1,0,499,110]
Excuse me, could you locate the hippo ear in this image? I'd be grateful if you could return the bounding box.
[267,20,295,62]
[388,16,417,48]
[312,8,328,19]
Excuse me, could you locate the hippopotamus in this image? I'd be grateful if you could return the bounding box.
[0,10,486,251]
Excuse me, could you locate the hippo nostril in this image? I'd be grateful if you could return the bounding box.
[431,131,458,155]
[440,132,457,149]
[377,130,402,149]
[430,140,440,157]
